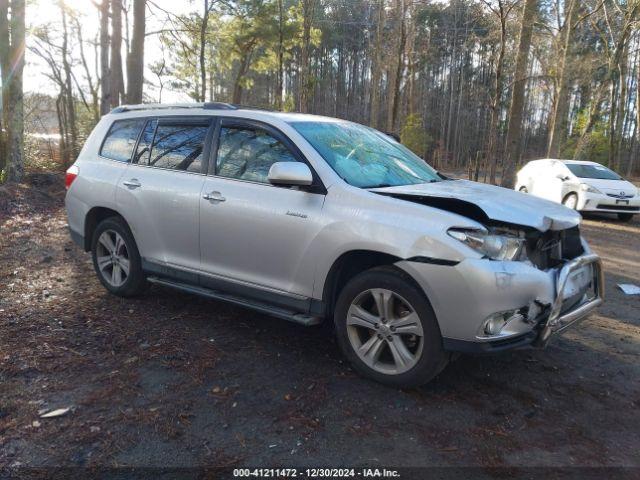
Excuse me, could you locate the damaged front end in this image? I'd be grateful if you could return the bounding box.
[382,183,604,352]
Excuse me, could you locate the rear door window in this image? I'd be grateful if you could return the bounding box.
[100,119,146,162]
[133,119,158,165]
[148,121,210,173]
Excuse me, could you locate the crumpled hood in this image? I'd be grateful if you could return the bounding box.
[370,179,581,232]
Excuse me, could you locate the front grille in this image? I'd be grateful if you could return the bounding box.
[526,226,584,270]
[606,193,634,199]
[596,204,639,212]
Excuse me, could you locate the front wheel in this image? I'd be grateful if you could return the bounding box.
[334,266,448,388]
[618,213,634,222]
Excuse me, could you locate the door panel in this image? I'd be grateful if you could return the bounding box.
[199,119,326,298]
[199,177,325,297]
[116,117,212,271]
[117,166,205,270]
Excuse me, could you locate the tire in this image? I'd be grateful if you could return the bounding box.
[618,213,634,222]
[333,266,448,388]
[91,216,147,297]
[562,193,578,210]
[519,186,528,193]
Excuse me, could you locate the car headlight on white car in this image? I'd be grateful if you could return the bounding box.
[447,228,525,261]
[579,183,602,194]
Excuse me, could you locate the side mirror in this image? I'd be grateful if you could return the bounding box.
[556,174,569,181]
[268,162,314,187]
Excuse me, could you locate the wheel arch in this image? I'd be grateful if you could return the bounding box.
[562,191,579,204]
[83,206,126,251]
[320,250,426,320]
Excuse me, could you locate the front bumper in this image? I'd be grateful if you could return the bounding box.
[397,252,604,353]
[578,192,640,214]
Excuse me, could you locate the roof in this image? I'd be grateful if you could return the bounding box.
[560,159,599,165]
[108,102,346,124]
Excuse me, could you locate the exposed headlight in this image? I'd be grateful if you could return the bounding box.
[579,183,602,194]
[447,228,525,261]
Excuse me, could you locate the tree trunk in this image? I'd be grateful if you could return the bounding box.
[501,0,537,188]
[631,47,640,177]
[110,0,125,108]
[369,0,384,128]
[6,0,25,182]
[126,0,145,104]
[487,5,507,186]
[546,0,577,158]
[59,0,78,162]
[99,0,111,115]
[276,0,284,109]
[199,0,209,103]
[299,0,316,113]
[0,0,9,172]
[390,0,407,133]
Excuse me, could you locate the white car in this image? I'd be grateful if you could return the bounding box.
[515,159,639,222]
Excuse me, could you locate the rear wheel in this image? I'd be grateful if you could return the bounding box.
[334,267,448,388]
[519,186,528,193]
[563,193,578,210]
[91,217,147,297]
[618,213,634,222]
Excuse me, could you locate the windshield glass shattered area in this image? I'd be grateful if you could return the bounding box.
[566,163,622,180]
[290,121,441,188]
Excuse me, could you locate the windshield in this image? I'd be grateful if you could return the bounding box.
[290,121,441,188]
[566,163,621,180]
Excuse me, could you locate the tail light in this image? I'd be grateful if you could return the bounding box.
[65,165,79,190]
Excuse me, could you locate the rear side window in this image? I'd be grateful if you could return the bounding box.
[100,119,145,162]
[133,119,158,165]
[148,123,209,173]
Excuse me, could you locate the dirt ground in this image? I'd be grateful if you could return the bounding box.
[1,173,639,474]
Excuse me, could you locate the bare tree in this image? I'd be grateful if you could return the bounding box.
[369,0,385,128]
[59,1,78,160]
[0,0,9,170]
[298,0,316,113]
[387,0,407,133]
[501,0,537,188]
[0,0,25,182]
[99,0,111,115]
[482,0,518,185]
[126,0,146,104]
[110,0,125,108]
[199,0,212,102]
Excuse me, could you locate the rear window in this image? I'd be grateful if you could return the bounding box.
[100,119,146,162]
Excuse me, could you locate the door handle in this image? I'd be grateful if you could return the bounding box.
[203,191,226,202]
[123,179,142,189]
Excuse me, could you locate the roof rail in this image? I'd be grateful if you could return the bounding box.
[110,102,240,114]
[203,102,238,110]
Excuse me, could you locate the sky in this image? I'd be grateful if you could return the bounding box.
[26,0,194,103]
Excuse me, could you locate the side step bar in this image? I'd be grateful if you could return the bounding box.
[147,276,323,327]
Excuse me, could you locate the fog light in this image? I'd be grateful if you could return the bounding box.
[482,310,526,336]
[485,315,507,335]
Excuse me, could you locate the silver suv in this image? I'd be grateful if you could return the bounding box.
[65,103,604,387]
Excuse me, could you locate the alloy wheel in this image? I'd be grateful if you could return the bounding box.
[346,288,424,375]
[96,229,130,287]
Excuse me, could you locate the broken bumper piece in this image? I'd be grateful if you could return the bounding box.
[397,252,604,354]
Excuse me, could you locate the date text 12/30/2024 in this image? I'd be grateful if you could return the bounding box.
[233,468,401,478]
